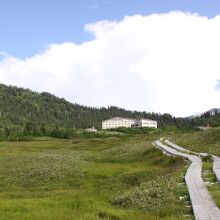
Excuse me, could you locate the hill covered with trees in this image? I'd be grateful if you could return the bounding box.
[0,83,217,139]
[191,111,220,127]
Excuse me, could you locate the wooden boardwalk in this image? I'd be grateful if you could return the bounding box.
[164,140,191,153]
[165,140,220,182]
[154,140,220,220]
[165,140,208,157]
[212,155,220,182]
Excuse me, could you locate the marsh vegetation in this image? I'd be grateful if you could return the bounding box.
[0,132,192,220]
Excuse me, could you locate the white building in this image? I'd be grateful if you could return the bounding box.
[85,126,97,132]
[102,117,157,129]
[136,118,157,128]
[102,117,135,129]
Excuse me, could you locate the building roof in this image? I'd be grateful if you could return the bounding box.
[102,117,157,123]
[102,117,135,122]
[139,118,157,123]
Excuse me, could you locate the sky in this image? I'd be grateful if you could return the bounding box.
[0,0,220,117]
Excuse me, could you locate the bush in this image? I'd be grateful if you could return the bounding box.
[110,127,154,135]
[202,154,213,162]
[112,177,174,210]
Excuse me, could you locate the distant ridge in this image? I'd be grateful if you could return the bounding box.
[187,108,220,119]
[205,108,220,116]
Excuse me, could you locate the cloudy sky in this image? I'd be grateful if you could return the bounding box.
[0,0,220,117]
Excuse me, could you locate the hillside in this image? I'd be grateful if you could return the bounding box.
[191,110,220,127]
[1,83,220,137]
[0,84,179,134]
[206,108,220,115]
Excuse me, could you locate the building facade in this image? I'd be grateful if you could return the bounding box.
[102,117,157,129]
[85,126,97,132]
[102,117,135,129]
[136,118,157,128]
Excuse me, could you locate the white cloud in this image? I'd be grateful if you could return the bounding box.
[0,11,220,117]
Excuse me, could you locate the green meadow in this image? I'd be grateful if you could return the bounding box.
[172,127,220,155]
[0,131,193,220]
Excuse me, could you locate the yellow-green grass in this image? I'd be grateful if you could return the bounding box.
[0,134,190,219]
[201,159,220,210]
[171,127,220,156]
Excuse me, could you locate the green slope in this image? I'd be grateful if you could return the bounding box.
[2,83,216,138]
[0,83,178,132]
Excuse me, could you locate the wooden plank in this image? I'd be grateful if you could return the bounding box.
[213,155,220,182]
[165,140,220,183]
[165,140,208,157]
[154,141,220,220]
[164,140,191,153]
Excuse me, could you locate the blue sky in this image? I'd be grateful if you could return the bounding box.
[0,0,220,116]
[1,0,220,58]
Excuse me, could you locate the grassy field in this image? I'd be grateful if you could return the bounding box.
[171,127,220,155]
[0,132,192,220]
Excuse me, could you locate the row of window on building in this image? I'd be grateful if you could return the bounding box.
[102,117,157,129]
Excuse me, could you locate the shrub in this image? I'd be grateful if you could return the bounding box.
[112,177,175,210]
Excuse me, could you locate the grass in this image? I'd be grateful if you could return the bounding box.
[201,158,220,209]
[202,161,216,183]
[171,127,220,155]
[0,133,192,220]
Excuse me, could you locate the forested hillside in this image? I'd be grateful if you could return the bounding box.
[191,111,220,127]
[0,84,181,134]
[1,83,218,139]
